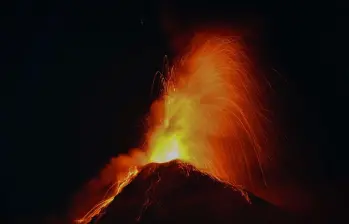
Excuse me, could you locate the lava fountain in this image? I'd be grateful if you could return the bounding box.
[76,33,267,224]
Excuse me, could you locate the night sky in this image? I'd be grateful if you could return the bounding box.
[2,0,344,222]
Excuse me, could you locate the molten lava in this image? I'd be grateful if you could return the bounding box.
[76,34,266,224]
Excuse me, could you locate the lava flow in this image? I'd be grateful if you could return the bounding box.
[76,33,267,224]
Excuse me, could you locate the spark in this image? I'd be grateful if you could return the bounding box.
[145,34,266,185]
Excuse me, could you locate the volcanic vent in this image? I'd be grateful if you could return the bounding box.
[88,160,292,224]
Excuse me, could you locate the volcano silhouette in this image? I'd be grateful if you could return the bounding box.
[89,160,296,224]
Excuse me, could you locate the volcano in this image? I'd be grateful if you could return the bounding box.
[87,160,296,224]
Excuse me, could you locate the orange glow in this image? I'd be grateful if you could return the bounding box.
[76,33,266,223]
[148,133,189,163]
[145,34,265,184]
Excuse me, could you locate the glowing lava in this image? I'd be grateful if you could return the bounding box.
[76,167,139,224]
[76,33,266,224]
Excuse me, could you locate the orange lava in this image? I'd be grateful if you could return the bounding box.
[76,33,266,224]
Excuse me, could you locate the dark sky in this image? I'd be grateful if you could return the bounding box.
[2,0,344,222]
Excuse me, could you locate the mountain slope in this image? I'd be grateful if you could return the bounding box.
[90,160,295,223]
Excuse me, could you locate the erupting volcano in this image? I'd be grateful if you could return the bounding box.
[75,34,283,224]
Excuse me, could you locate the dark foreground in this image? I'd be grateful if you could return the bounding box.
[89,160,299,224]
